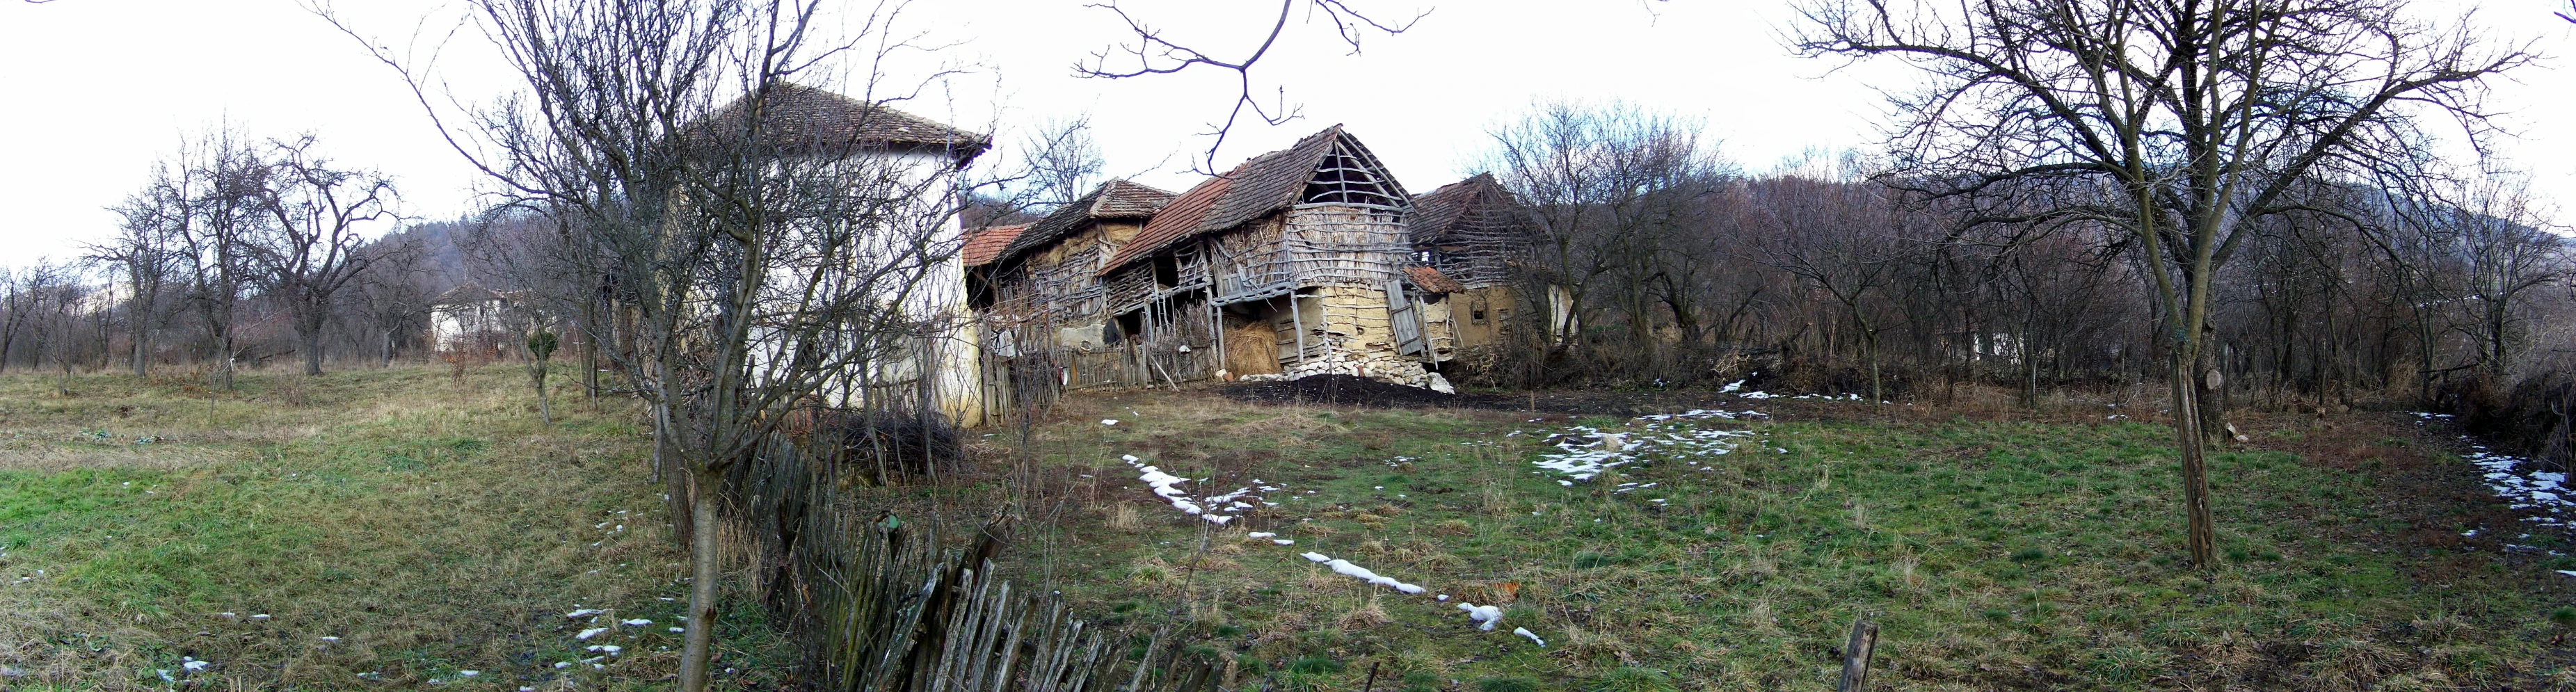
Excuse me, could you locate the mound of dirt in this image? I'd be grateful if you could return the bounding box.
[1219,374,1459,408]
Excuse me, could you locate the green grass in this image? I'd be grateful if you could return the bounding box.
[1002,392,2573,690]
[7,367,2568,690]
[0,365,789,690]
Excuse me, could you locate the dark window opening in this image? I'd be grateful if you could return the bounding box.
[964,272,994,310]
[1111,311,1142,344]
[1153,256,1180,288]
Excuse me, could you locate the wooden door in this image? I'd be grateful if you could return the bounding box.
[1386,279,1426,357]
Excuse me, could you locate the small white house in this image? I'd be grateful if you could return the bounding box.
[703,83,993,425]
[429,284,514,353]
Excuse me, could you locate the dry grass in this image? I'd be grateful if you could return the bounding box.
[983,383,2576,689]
[0,364,779,690]
[1335,595,1391,629]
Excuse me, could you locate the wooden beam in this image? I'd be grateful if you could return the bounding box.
[1838,618,1879,692]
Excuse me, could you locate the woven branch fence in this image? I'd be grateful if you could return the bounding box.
[721,431,1226,692]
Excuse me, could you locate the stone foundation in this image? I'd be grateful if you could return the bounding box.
[1272,285,1434,388]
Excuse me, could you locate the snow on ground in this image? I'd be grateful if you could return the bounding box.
[1300,552,1427,594]
[1527,408,1766,485]
[1104,403,1784,641]
[1119,455,1258,525]
[2416,412,2574,558]
[1455,602,1503,631]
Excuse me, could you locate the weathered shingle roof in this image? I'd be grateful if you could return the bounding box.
[1100,125,1404,275]
[702,83,989,159]
[1105,175,1233,276]
[993,179,1176,266]
[960,223,1028,267]
[1409,173,1501,243]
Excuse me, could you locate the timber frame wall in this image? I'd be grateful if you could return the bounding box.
[966,127,1535,412]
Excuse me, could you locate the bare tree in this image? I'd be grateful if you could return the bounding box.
[1796,0,2535,568]
[97,181,184,376]
[170,128,268,391]
[348,234,438,367]
[1485,102,1726,370]
[1018,115,1107,210]
[326,1,992,688]
[249,134,401,376]
[1741,160,1914,405]
[0,266,37,371]
[2442,179,2569,381]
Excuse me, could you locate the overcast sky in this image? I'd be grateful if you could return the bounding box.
[2,1,2568,270]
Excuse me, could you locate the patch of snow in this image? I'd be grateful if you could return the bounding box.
[623,618,652,626]
[2462,446,2576,532]
[576,627,608,640]
[1513,627,1546,646]
[1101,419,1119,426]
[1456,603,1503,631]
[1302,552,1425,594]
[1530,409,1761,483]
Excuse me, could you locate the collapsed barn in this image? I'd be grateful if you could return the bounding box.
[965,126,1535,406]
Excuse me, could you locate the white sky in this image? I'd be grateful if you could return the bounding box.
[2,1,2569,270]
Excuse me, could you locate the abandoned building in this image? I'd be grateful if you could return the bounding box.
[963,125,1535,402]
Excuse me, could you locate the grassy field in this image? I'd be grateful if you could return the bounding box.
[0,365,792,690]
[1002,390,2576,691]
[1,365,2570,690]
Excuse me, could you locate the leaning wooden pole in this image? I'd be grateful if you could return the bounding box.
[1837,618,1878,692]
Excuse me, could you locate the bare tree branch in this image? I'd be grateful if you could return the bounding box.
[1076,0,1425,173]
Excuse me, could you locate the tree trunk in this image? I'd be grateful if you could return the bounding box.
[678,469,721,692]
[2170,355,2218,568]
[303,321,326,376]
[1864,329,1882,406]
[535,365,552,424]
[130,290,152,377]
[216,334,234,391]
[2195,324,2227,444]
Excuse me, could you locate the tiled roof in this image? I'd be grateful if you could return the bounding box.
[1100,125,1404,275]
[701,83,988,157]
[1105,175,1233,275]
[960,223,1028,267]
[1402,266,1466,294]
[994,179,1176,266]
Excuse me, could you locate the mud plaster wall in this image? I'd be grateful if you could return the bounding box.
[1275,284,1431,386]
[1445,286,1516,351]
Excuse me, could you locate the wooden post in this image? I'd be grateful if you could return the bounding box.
[1838,618,1879,692]
[1210,301,1226,376]
[1290,293,1306,365]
